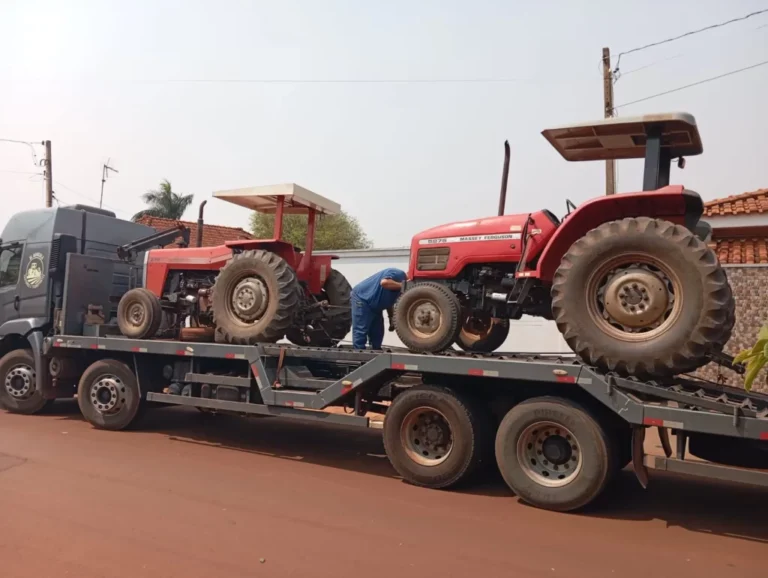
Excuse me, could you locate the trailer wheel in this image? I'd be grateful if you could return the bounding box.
[495,397,612,512]
[213,250,300,345]
[394,283,460,353]
[383,385,492,489]
[117,288,163,339]
[551,217,735,377]
[0,349,50,415]
[77,359,142,431]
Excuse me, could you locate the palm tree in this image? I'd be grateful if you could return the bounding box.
[132,179,194,221]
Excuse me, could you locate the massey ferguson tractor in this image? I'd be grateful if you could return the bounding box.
[116,184,352,347]
[395,113,735,378]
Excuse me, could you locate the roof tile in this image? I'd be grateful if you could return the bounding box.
[704,189,768,217]
[135,216,253,248]
[711,237,768,265]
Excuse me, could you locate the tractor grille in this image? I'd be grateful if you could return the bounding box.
[417,247,450,271]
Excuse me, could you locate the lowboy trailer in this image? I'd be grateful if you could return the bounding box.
[44,328,768,512]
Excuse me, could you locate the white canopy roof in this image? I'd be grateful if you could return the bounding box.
[213,183,340,215]
[542,112,702,162]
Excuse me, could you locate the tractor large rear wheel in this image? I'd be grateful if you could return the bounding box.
[286,269,352,347]
[212,250,300,345]
[551,217,734,377]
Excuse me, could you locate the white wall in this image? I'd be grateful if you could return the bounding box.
[322,248,572,353]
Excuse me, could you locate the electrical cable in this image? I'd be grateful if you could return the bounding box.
[614,8,768,72]
[614,58,768,110]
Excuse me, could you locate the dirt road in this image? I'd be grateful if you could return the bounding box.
[0,403,765,578]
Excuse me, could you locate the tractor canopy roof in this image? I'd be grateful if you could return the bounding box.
[213,183,340,216]
[542,112,702,162]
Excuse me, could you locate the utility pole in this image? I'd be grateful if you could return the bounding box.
[602,47,616,195]
[100,159,119,208]
[44,140,53,207]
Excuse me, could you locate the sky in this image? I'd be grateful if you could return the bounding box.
[1,0,767,247]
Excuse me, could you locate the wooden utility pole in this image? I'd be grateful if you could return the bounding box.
[602,47,616,195]
[44,140,53,207]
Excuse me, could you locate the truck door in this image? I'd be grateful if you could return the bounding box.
[0,242,24,325]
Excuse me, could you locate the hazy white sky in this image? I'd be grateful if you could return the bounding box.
[1,0,767,247]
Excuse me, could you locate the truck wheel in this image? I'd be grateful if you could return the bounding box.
[0,349,49,415]
[394,283,460,352]
[77,359,142,431]
[551,217,735,377]
[286,269,352,347]
[495,397,612,512]
[212,250,300,345]
[456,313,509,353]
[117,288,163,339]
[383,385,492,489]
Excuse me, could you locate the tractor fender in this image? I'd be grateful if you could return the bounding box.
[534,186,703,282]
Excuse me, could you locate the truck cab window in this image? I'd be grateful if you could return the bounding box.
[0,244,23,288]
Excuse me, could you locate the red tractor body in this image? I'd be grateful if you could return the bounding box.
[395,113,734,379]
[117,184,352,347]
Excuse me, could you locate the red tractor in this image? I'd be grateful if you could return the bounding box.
[394,113,735,377]
[116,184,352,347]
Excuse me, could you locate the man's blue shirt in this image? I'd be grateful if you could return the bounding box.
[352,268,407,311]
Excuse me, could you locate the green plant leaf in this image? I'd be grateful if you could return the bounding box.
[744,353,767,391]
[733,349,754,365]
[758,324,768,341]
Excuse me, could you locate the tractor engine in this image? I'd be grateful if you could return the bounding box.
[162,270,218,329]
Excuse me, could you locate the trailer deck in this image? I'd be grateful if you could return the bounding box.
[44,335,768,509]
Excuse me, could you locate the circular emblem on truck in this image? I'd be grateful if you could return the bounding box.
[24,252,45,289]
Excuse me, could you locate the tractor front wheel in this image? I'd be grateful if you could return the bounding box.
[394,283,460,353]
[551,217,734,377]
[456,312,510,353]
[212,250,300,345]
[117,288,163,339]
[286,269,352,347]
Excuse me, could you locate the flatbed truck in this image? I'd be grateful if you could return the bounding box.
[0,206,767,512]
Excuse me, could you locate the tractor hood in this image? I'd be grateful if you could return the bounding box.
[413,214,536,246]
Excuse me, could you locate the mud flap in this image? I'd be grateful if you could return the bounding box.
[631,426,649,489]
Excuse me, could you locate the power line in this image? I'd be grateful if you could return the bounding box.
[614,58,768,110]
[53,179,127,216]
[0,169,43,175]
[614,8,768,71]
[162,77,530,84]
[0,138,41,166]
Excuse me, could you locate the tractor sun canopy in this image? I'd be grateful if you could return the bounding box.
[542,113,703,191]
[213,183,341,216]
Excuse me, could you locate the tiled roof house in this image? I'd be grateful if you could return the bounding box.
[135,216,253,247]
[698,189,768,390]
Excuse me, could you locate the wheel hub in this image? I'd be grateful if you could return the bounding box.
[4,363,35,400]
[127,303,146,327]
[90,375,125,415]
[408,301,441,337]
[602,268,669,328]
[517,421,582,488]
[400,408,453,466]
[231,277,268,322]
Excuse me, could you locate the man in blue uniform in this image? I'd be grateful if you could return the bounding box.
[351,268,407,350]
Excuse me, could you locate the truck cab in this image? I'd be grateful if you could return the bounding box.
[0,205,155,412]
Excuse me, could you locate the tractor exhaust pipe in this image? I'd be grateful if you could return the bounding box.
[498,140,510,217]
[196,200,207,247]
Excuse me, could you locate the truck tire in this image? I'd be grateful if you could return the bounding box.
[212,250,300,345]
[394,283,460,353]
[456,315,510,353]
[286,269,352,347]
[495,397,613,512]
[77,359,142,431]
[383,385,492,489]
[551,217,735,378]
[117,288,163,339]
[0,349,50,415]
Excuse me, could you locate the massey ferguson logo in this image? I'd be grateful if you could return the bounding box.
[419,233,521,245]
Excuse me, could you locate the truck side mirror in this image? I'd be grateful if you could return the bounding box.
[49,234,78,275]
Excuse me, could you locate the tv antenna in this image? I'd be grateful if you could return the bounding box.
[100,158,119,208]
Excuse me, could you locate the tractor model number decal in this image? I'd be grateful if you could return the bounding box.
[419,233,521,245]
[24,252,45,289]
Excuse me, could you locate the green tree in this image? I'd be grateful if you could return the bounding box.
[250,211,372,250]
[132,179,194,221]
